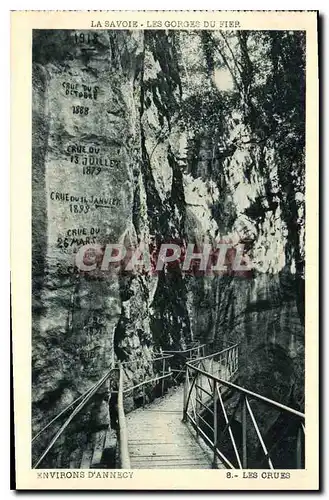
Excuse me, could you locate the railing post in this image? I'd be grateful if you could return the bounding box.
[296,425,302,468]
[199,361,203,405]
[182,365,188,422]
[118,363,131,469]
[196,371,200,436]
[142,385,145,408]
[242,395,247,468]
[212,380,218,468]
[161,357,166,397]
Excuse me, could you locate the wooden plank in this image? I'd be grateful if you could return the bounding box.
[90,430,107,468]
[131,457,210,464]
[130,450,209,458]
[126,386,216,469]
[80,441,93,469]
[69,448,83,469]
[135,464,210,469]
[104,428,116,451]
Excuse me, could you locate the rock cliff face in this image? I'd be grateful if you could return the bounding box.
[32,29,305,467]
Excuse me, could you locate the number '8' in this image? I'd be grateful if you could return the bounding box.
[72,106,89,115]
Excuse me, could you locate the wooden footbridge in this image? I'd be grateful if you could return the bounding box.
[32,342,305,470]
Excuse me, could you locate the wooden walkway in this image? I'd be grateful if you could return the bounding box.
[126,386,223,469]
[32,343,305,470]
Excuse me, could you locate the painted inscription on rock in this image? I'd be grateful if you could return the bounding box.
[32,30,143,270]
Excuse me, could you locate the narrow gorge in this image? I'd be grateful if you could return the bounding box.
[32,29,305,468]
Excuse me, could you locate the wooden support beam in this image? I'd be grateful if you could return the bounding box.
[242,395,247,468]
[118,363,131,469]
[212,380,218,468]
[217,385,242,468]
[182,366,189,422]
[296,425,303,469]
[161,357,166,396]
[245,396,274,470]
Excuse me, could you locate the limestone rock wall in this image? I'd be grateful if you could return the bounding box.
[32,30,146,466]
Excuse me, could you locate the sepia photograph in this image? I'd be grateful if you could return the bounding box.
[11,10,319,490]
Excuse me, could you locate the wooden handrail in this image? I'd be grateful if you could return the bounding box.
[163,344,206,355]
[120,354,174,365]
[32,382,96,443]
[118,363,131,469]
[151,354,174,362]
[33,368,114,469]
[121,371,172,394]
[188,344,239,363]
